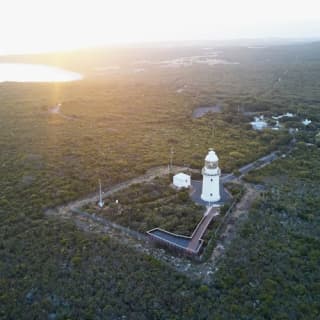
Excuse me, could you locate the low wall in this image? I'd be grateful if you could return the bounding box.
[147,227,204,256]
[70,207,148,242]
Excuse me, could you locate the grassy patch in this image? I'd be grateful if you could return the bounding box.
[84,177,205,235]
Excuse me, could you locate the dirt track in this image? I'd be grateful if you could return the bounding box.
[46,165,196,217]
[210,183,260,264]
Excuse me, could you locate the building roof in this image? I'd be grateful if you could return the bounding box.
[174,172,190,179]
[302,119,312,126]
[250,120,267,130]
[205,150,218,162]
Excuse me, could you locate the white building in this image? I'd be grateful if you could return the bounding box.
[302,119,312,126]
[272,112,294,120]
[251,116,267,130]
[173,173,191,189]
[201,149,221,203]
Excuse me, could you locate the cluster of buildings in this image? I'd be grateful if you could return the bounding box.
[250,112,312,131]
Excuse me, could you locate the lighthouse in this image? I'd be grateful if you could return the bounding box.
[201,149,221,203]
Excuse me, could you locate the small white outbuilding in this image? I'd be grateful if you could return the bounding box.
[173,173,191,189]
[302,119,312,126]
[251,116,267,131]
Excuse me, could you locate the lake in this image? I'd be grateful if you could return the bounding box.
[192,105,222,118]
[0,63,82,83]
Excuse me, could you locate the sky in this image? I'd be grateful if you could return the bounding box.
[0,0,319,55]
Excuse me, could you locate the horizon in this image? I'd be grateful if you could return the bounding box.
[1,0,320,55]
[1,36,320,57]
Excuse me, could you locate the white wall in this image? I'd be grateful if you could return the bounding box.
[173,174,191,188]
[201,173,220,202]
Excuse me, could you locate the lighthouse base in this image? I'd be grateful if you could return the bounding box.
[201,174,220,203]
[190,180,232,207]
[200,194,221,203]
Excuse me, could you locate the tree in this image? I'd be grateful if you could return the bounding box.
[315,132,320,146]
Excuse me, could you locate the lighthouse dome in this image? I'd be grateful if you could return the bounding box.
[204,150,219,169]
[205,150,218,162]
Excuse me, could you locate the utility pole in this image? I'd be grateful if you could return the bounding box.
[169,146,174,173]
[210,122,215,143]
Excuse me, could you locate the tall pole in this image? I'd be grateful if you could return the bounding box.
[211,123,215,140]
[98,179,104,208]
[208,121,215,147]
[169,146,174,173]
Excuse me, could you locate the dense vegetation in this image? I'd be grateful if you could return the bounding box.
[213,145,320,319]
[1,42,320,319]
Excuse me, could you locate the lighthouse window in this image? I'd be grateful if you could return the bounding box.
[210,193,213,196]
[210,178,213,182]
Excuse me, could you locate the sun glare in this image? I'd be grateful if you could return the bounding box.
[0,0,319,55]
[0,63,82,82]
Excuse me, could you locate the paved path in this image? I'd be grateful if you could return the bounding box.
[188,207,219,252]
[221,151,278,183]
[239,152,278,175]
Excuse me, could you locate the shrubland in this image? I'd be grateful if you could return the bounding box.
[1,42,320,319]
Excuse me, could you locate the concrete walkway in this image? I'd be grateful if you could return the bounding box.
[221,151,278,183]
[188,207,219,252]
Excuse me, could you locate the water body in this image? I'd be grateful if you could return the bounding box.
[0,63,82,83]
[192,105,222,118]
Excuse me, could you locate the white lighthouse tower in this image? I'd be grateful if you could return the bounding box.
[201,149,221,203]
